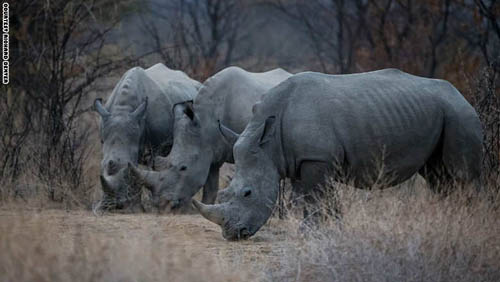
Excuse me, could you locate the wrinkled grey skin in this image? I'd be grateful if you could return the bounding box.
[94,63,200,211]
[194,69,483,240]
[130,66,291,211]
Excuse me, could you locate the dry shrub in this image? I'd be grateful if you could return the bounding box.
[0,125,96,209]
[265,178,500,282]
[467,63,500,187]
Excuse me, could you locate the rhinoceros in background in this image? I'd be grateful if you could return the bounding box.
[94,63,200,211]
[192,69,483,240]
[128,66,292,211]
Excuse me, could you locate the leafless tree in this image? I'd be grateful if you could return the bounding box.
[269,0,492,78]
[140,0,247,80]
[270,0,371,74]
[2,0,136,204]
[469,0,500,70]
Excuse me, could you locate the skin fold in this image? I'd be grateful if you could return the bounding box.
[193,69,483,240]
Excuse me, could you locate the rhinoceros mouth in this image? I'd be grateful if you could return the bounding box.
[169,199,185,210]
[223,225,256,241]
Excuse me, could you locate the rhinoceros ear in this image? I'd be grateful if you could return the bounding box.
[130,97,148,120]
[219,121,240,147]
[183,101,195,121]
[259,116,276,146]
[173,101,195,121]
[94,99,110,118]
[252,101,261,114]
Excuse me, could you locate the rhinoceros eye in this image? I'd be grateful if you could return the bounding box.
[179,165,187,171]
[243,189,251,197]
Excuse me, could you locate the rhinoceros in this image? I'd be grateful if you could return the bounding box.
[192,69,483,240]
[94,63,200,211]
[128,66,292,211]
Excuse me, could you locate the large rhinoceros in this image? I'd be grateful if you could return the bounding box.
[128,66,292,211]
[94,63,200,211]
[192,69,483,240]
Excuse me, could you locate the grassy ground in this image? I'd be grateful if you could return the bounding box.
[1,176,499,282]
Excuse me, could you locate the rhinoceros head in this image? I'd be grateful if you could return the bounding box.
[98,166,142,210]
[193,116,280,240]
[94,97,147,209]
[132,101,216,210]
[127,162,175,211]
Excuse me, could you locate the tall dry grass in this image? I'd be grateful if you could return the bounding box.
[263,177,500,282]
[0,177,498,281]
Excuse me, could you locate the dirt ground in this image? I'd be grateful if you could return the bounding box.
[1,178,499,281]
[0,207,291,281]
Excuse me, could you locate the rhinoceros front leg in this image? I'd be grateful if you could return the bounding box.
[295,161,338,227]
[202,165,219,204]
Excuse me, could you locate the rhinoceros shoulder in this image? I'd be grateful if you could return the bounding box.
[197,66,292,103]
[146,63,201,89]
[104,67,150,112]
[194,67,251,104]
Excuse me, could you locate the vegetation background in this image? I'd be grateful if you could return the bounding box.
[0,0,499,281]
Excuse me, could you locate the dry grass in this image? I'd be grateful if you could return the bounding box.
[1,176,498,282]
[266,177,500,282]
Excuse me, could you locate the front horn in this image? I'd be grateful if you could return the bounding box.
[128,162,146,181]
[192,199,225,226]
[128,162,154,186]
[100,175,115,195]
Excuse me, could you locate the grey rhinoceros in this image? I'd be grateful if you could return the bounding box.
[94,63,200,211]
[192,69,483,240]
[128,66,292,211]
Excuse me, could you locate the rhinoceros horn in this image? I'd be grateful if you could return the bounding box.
[100,175,114,195]
[218,121,240,146]
[192,199,225,226]
[128,162,144,179]
[128,162,152,187]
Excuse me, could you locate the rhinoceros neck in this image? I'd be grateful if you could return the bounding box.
[143,65,199,152]
[197,112,231,166]
[193,67,292,168]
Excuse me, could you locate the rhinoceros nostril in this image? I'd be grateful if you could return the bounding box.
[171,199,182,210]
[239,227,250,239]
[108,160,118,175]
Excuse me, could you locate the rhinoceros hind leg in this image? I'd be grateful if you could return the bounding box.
[419,120,483,194]
[440,120,483,192]
[419,161,451,195]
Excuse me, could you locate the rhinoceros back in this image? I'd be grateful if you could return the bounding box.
[253,69,481,186]
[104,63,200,150]
[195,66,292,134]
